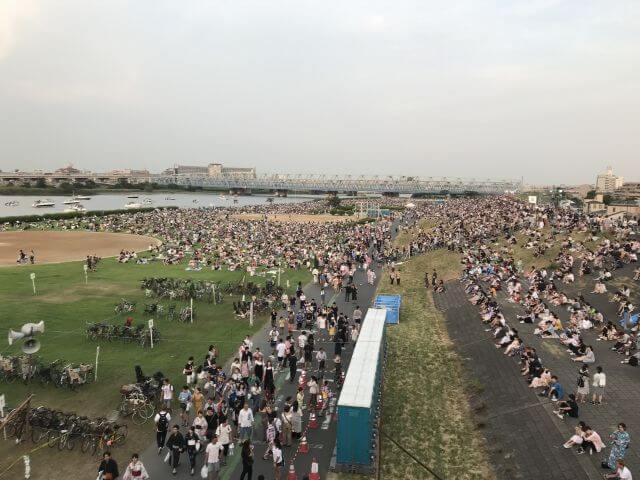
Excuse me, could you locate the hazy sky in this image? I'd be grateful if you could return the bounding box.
[0,1,638,184]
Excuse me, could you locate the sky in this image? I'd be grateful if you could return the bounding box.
[0,1,638,185]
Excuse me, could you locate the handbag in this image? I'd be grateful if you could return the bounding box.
[200,465,209,478]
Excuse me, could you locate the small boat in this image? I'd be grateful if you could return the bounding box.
[143,198,153,204]
[64,204,87,213]
[75,195,91,200]
[124,202,143,209]
[63,198,80,205]
[4,201,19,207]
[127,195,139,199]
[32,199,55,208]
[218,195,226,200]
[165,197,175,201]
[192,199,199,204]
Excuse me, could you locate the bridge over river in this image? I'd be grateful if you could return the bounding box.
[154,173,521,196]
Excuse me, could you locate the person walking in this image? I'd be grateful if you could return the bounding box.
[215,418,233,465]
[272,438,284,480]
[166,425,185,475]
[288,352,298,384]
[154,407,171,454]
[122,453,149,480]
[592,366,606,405]
[205,434,223,480]
[239,439,254,480]
[161,378,174,412]
[185,426,199,476]
[238,403,254,442]
[98,452,119,480]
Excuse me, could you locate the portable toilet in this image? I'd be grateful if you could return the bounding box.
[374,294,401,324]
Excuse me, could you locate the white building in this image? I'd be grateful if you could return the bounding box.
[596,166,624,193]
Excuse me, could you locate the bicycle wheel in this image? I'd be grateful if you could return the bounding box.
[57,435,67,451]
[66,435,76,451]
[30,427,43,444]
[113,426,127,446]
[141,402,155,419]
[131,408,147,426]
[47,431,59,448]
[80,435,94,453]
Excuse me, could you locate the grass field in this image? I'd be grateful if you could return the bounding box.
[0,256,310,479]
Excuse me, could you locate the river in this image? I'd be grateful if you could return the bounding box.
[0,192,311,217]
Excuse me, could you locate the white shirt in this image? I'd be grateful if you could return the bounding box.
[205,441,223,464]
[161,384,173,400]
[618,466,632,480]
[592,372,606,387]
[272,446,283,465]
[276,343,286,358]
[216,424,232,444]
[238,408,254,428]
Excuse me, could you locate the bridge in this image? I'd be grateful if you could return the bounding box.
[154,173,521,196]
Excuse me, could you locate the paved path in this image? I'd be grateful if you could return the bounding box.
[139,253,390,479]
[436,263,640,480]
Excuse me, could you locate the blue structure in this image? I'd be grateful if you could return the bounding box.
[375,294,402,324]
[336,308,387,471]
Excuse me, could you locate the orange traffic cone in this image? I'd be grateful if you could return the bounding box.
[309,458,320,480]
[308,412,318,429]
[298,436,309,454]
[287,463,298,480]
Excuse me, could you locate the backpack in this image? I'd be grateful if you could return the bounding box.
[157,412,169,431]
[577,376,585,388]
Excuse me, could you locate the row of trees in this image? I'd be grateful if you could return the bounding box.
[5,178,203,193]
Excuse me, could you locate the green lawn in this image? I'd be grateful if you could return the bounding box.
[0,257,310,478]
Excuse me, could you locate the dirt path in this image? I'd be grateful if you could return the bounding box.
[0,231,161,266]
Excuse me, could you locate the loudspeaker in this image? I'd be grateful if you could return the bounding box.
[22,337,41,354]
[21,321,45,336]
[7,329,24,346]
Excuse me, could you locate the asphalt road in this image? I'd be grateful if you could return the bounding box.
[139,247,392,479]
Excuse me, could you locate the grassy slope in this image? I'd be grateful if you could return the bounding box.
[336,247,491,480]
[0,257,309,478]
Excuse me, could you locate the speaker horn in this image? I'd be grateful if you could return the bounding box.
[22,337,41,355]
[21,321,45,336]
[8,329,25,346]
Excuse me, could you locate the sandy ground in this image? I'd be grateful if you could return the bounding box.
[0,231,161,266]
[232,213,357,223]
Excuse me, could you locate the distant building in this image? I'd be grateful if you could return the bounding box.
[596,166,623,192]
[583,193,606,214]
[612,182,640,201]
[164,163,256,179]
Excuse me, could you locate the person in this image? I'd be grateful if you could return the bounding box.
[288,352,298,384]
[154,407,171,454]
[554,393,579,419]
[592,366,606,405]
[205,434,223,480]
[579,426,605,455]
[122,453,149,480]
[166,425,185,475]
[98,452,119,480]
[162,378,174,411]
[281,405,293,447]
[215,418,233,465]
[240,439,254,480]
[604,459,633,479]
[605,423,631,470]
[576,365,590,404]
[316,348,327,378]
[272,438,284,480]
[238,403,254,442]
[185,426,199,476]
[178,385,193,426]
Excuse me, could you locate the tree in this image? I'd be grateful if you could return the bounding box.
[585,190,596,199]
[35,178,47,188]
[327,195,341,209]
[58,182,73,193]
